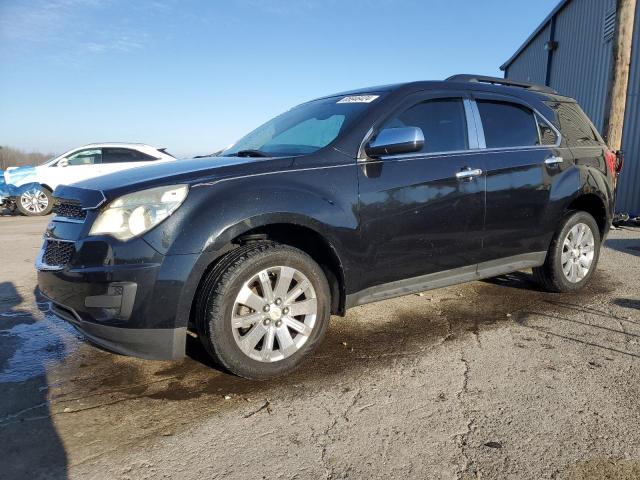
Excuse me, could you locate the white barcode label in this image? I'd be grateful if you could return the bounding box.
[337,95,379,104]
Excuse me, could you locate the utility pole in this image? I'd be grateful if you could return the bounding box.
[603,0,637,150]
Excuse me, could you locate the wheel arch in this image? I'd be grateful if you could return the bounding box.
[234,223,347,316]
[564,193,609,239]
[185,217,349,334]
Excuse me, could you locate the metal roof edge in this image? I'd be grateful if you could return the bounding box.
[500,0,571,71]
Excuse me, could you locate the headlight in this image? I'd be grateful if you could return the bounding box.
[89,185,188,241]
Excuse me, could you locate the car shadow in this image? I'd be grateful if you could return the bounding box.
[0,282,69,480]
[613,298,640,311]
[605,237,640,257]
[481,270,547,292]
[514,298,640,360]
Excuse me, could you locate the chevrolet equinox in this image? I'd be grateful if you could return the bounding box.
[37,75,616,379]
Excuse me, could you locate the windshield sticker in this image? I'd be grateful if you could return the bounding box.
[337,95,379,104]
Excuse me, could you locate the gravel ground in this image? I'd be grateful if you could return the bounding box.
[0,215,639,480]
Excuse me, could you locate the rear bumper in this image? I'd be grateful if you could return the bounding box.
[44,292,186,360]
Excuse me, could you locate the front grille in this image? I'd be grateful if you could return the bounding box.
[43,240,75,267]
[53,201,86,220]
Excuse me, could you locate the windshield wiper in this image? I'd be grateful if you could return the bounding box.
[231,149,270,158]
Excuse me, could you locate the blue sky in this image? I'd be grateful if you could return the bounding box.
[0,0,559,157]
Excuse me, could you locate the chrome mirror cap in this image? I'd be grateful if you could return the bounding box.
[365,126,425,158]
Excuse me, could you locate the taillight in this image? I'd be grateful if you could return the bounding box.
[605,150,617,177]
[615,150,624,174]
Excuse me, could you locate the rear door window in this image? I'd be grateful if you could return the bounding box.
[381,98,468,154]
[102,148,157,163]
[477,100,539,148]
[546,102,600,146]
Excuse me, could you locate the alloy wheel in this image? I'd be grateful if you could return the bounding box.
[20,188,49,214]
[561,222,595,283]
[231,266,318,363]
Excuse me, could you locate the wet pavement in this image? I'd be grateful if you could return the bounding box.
[1,215,639,479]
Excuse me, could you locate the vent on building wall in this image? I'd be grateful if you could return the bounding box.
[603,8,617,43]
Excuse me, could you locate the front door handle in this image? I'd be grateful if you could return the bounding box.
[544,155,564,165]
[456,168,483,180]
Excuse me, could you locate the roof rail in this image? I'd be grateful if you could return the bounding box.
[446,74,558,94]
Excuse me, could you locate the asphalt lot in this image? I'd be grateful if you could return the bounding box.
[0,215,639,480]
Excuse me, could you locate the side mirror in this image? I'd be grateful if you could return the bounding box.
[57,159,69,168]
[365,127,425,158]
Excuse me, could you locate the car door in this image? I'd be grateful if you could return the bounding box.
[46,148,103,189]
[101,148,158,175]
[356,93,487,291]
[471,93,568,262]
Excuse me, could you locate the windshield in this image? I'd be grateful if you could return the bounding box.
[222,94,379,157]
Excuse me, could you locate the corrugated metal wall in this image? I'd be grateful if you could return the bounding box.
[504,0,640,213]
[504,24,551,85]
[549,0,616,131]
[618,2,640,213]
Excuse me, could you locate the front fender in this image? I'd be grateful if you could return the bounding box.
[142,163,360,258]
[145,164,360,329]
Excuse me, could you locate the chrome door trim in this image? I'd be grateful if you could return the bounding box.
[469,100,487,149]
[463,98,481,150]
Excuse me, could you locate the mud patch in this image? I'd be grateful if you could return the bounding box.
[68,270,617,408]
[565,458,640,480]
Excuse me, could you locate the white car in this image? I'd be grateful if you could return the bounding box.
[5,143,176,216]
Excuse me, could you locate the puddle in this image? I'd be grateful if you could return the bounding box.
[0,310,80,384]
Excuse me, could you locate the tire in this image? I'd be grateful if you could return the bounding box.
[196,241,331,379]
[16,186,53,216]
[533,211,601,293]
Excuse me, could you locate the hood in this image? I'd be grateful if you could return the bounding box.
[4,165,38,187]
[55,155,295,206]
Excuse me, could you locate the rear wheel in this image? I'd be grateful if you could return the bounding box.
[533,211,601,292]
[16,186,53,216]
[196,242,331,379]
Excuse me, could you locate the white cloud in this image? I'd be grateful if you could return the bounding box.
[0,0,147,58]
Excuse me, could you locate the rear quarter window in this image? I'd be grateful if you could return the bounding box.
[546,102,601,147]
[102,148,157,163]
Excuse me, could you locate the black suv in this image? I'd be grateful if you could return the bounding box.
[37,75,616,379]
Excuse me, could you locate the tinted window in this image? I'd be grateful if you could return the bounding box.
[65,149,102,166]
[547,102,600,146]
[477,100,538,148]
[102,148,157,164]
[268,115,345,149]
[536,115,558,146]
[222,95,375,157]
[381,98,468,154]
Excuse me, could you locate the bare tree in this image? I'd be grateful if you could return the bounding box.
[0,146,57,170]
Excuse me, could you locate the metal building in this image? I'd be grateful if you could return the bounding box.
[501,0,639,214]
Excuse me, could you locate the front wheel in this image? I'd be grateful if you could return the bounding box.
[196,242,331,379]
[533,211,601,292]
[16,186,53,216]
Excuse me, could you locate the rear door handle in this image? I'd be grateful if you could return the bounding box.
[544,156,564,165]
[456,168,483,180]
